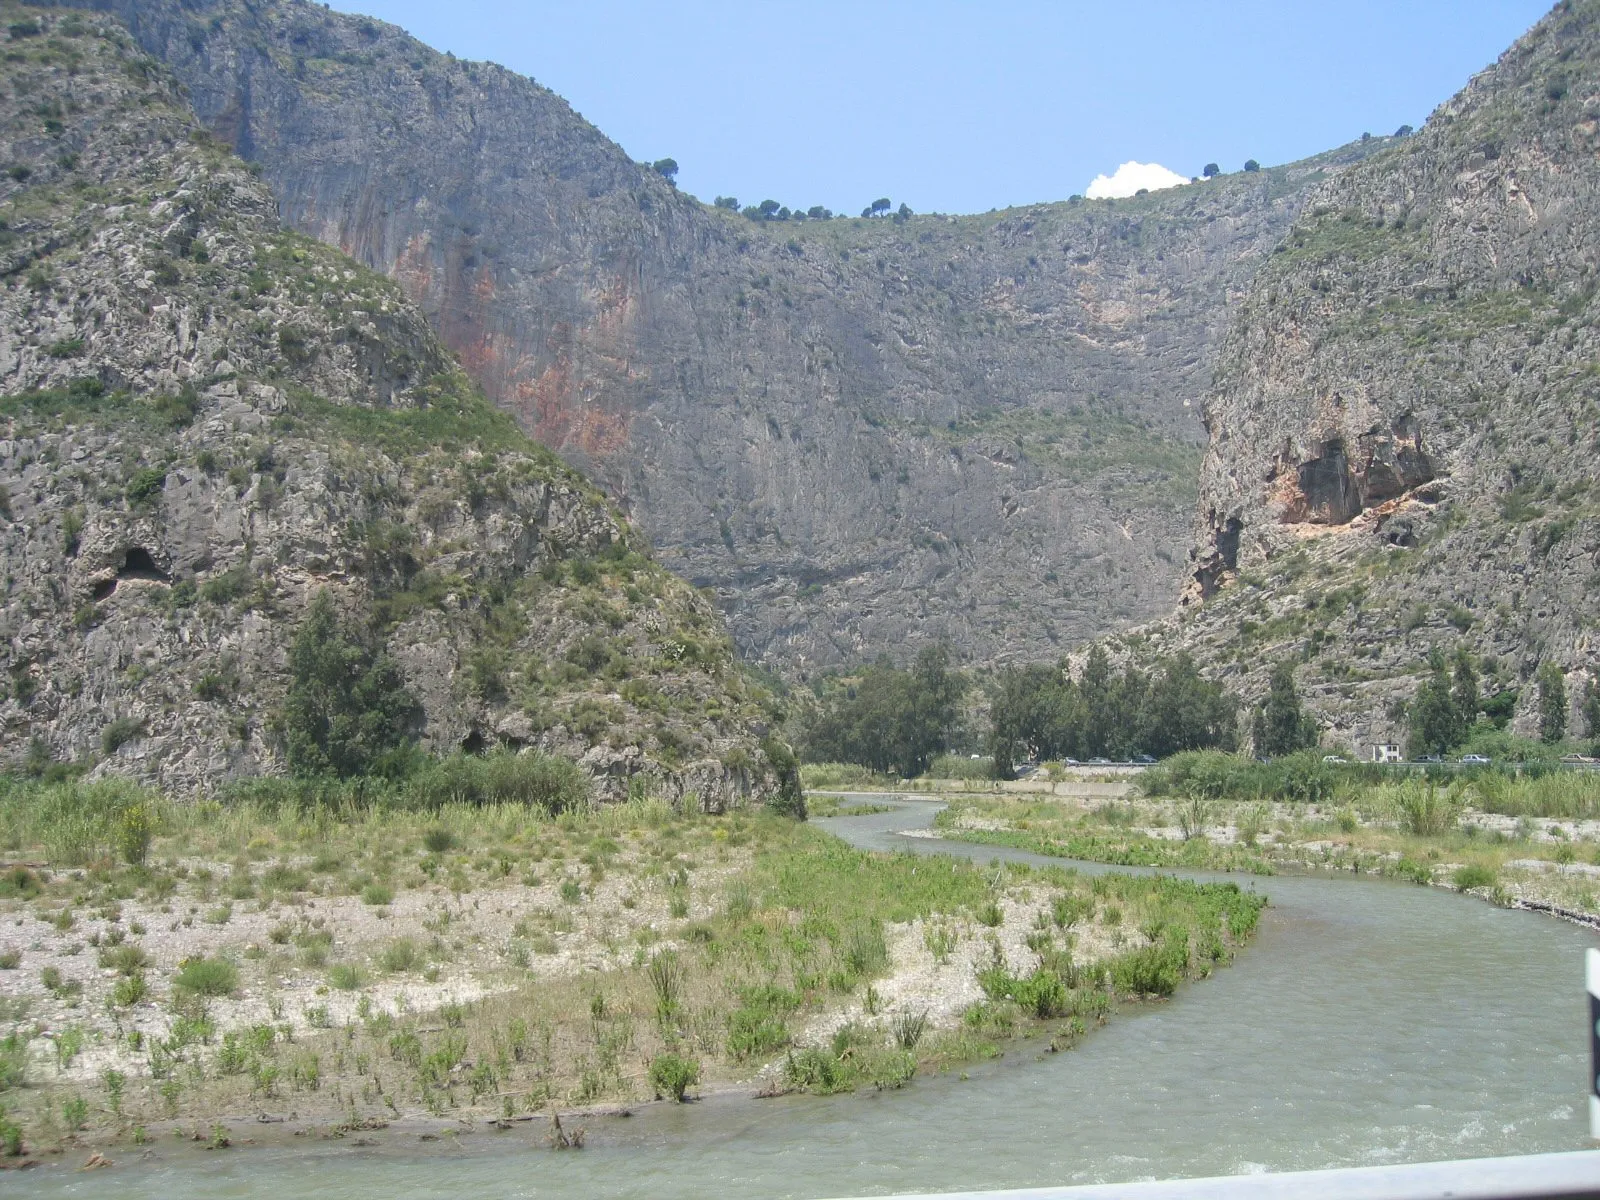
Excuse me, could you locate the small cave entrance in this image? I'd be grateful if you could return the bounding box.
[1191,515,1243,601]
[461,729,489,756]
[92,548,172,601]
[1294,440,1362,524]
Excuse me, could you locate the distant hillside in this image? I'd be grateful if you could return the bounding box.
[79,0,1388,672]
[0,3,775,802]
[1136,0,1600,749]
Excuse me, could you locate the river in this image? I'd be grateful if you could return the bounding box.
[15,799,1596,1198]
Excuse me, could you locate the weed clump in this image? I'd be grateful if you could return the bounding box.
[647,1051,698,1102]
[173,957,238,998]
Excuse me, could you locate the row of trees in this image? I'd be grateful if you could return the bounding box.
[800,646,964,778]
[1406,645,1599,757]
[717,197,839,222]
[988,649,1237,769]
[710,197,915,223]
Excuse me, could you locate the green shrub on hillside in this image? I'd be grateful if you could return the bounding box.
[280,591,420,778]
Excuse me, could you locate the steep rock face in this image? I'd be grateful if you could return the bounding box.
[0,5,774,804]
[1154,0,1600,747]
[79,0,1383,671]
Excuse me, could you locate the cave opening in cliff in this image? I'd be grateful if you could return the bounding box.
[461,729,489,756]
[1295,440,1362,524]
[119,548,171,585]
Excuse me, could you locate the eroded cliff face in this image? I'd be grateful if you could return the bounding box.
[1151,0,1600,746]
[75,0,1385,671]
[0,5,774,803]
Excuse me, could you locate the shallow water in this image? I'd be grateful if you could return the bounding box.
[16,800,1597,1198]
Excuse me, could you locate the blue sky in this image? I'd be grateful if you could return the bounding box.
[332,0,1553,215]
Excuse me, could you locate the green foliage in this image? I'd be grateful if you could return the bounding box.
[0,1033,27,1092]
[0,776,159,866]
[124,466,168,503]
[1142,750,1340,806]
[1409,649,1466,759]
[110,974,149,1008]
[199,565,256,606]
[761,739,807,820]
[360,882,393,906]
[405,751,591,815]
[281,591,420,778]
[1538,662,1568,744]
[114,800,156,865]
[990,649,1236,770]
[802,645,964,778]
[1452,863,1497,891]
[1252,660,1318,758]
[727,986,798,1060]
[100,715,146,756]
[174,956,238,998]
[647,1051,697,1101]
[1395,779,1463,836]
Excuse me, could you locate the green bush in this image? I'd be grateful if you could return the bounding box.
[927,754,993,781]
[281,591,420,778]
[327,963,365,991]
[0,1034,27,1092]
[100,716,146,756]
[199,564,255,606]
[1107,937,1189,997]
[1452,864,1497,891]
[360,882,393,906]
[110,974,148,1008]
[422,827,455,853]
[647,1052,698,1102]
[0,777,157,867]
[378,938,421,973]
[174,957,238,998]
[125,466,167,503]
[406,751,590,814]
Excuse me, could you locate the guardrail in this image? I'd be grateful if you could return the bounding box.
[830,1150,1600,1200]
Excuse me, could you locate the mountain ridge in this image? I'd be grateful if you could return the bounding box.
[69,0,1392,672]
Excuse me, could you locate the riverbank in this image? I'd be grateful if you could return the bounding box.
[914,785,1600,926]
[0,785,1263,1169]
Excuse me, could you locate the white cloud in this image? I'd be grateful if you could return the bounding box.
[1084,161,1191,200]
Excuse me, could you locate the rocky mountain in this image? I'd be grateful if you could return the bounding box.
[0,4,776,803]
[1136,0,1600,748]
[71,0,1388,673]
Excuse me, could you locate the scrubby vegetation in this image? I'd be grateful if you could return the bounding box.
[0,769,1264,1155]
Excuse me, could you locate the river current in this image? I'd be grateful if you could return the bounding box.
[15,799,1596,1198]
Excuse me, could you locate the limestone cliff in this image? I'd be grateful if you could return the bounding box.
[1142,0,1600,747]
[0,4,775,802]
[77,0,1385,671]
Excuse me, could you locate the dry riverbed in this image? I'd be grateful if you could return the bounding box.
[0,790,1265,1169]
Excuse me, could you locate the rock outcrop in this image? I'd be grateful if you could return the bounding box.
[72,0,1388,671]
[1142,0,1600,747]
[0,5,774,803]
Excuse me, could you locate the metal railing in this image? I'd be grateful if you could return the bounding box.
[831,1150,1600,1200]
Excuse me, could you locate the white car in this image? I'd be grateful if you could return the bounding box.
[1459,754,1492,765]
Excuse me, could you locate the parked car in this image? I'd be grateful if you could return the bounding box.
[1063,758,1081,766]
[1416,755,1444,764]
[1322,755,1345,763]
[1088,757,1112,765]
[1459,754,1492,765]
[1132,754,1156,765]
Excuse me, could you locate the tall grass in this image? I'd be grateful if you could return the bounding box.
[927,755,993,781]
[0,776,159,866]
[799,763,896,790]
[215,751,592,816]
[1471,772,1600,820]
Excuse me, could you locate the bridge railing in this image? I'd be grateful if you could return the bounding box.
[828,1150,1600,1200]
